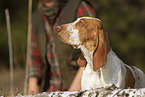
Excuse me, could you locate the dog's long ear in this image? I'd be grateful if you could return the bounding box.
[77,53,87,67]
[93,24,108,71]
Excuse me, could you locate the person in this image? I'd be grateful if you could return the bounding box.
[27,0,96,94]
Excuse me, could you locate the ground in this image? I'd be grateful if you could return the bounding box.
[0,66,25,96]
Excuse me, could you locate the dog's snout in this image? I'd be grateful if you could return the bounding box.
[57,26,62,32]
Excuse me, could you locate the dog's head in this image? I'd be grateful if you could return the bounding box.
[57,17,111,71]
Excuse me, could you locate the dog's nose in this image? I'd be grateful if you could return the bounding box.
[57,26,62,32]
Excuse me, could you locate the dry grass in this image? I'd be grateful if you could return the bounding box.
[0,66,25,96]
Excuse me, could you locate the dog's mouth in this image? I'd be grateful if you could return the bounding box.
[58,34,68,44]
[72,45,81,49]
[58,35,80,49]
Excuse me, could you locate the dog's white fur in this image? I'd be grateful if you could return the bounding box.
[81,48,144,89]
[57,17,145,90]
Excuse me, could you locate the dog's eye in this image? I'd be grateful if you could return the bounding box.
[79,19,86,26]
[79,21,83,26]
[75,19,85,28]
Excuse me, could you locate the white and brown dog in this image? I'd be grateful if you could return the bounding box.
[57,17,145,90]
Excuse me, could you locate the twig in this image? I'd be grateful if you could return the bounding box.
[5,8,14,96]
[23,0,33,95]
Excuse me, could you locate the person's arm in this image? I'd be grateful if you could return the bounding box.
[69,67,84,91]
[28,31,41,94]
[28,34,40,94]
[28,33,41,94]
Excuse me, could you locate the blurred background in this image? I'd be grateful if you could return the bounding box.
[0,0,145,96]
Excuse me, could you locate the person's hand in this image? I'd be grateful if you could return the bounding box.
[28,77,39,95]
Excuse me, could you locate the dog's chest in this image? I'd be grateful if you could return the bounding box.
[81,64,111,90]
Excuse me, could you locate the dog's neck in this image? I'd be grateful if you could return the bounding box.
[80,45,94,68]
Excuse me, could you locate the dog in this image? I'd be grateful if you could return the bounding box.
[57,17,145,90]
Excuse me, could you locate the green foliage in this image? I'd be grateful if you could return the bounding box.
[0,0,28,67]
[0,24,9,66]
[92,0,145,70]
